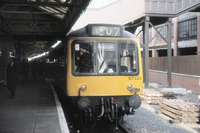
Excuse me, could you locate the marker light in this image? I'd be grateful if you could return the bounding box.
[127,84,133,91]
[80,84,87,91]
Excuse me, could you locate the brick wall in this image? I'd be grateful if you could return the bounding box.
[149,70,200,94]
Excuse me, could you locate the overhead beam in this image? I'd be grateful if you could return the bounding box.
[2,19,64,34]
[0,0,83,7]
[0,10,65,15]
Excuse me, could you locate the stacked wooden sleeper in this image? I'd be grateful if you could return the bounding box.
[141,89,176,104]
[159,99,200,123]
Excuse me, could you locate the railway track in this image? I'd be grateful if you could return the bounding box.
[117,122,130,133]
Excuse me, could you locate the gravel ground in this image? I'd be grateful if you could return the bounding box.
[121,103,200,133]
[127,84,200,133]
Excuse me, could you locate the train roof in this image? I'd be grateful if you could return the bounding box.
[68,24,137,39]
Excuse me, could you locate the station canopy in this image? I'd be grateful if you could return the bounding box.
[0,0,91,57]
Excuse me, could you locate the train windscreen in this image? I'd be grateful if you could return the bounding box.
[97,42,116,73]
[74,42,94,73]
[119,43,137,73]
[72,40,139,76]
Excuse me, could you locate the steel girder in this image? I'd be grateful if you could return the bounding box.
[0,0,86,35]
[2,19,64,34]
[0,0,83,7]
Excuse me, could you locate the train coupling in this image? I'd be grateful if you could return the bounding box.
[129,107,135,115]
[122,106,135,115]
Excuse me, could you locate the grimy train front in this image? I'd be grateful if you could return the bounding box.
[66,24,143,126]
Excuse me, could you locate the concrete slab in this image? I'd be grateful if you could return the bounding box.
[161,88,187,95]
[0,80,65,133]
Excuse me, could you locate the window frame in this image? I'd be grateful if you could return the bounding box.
[118,40,139,76]
[71,39,140,76]
[178,18,197,41]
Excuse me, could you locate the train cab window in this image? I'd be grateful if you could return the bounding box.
[119,43,138,74]
[72,40,138,76]
[74,43,94,73]
[97,42,116,74]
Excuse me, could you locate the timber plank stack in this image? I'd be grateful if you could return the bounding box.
[141,89,176,104]
[159,99,200,123]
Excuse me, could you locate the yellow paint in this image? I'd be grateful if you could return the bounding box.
[66,37,143,96]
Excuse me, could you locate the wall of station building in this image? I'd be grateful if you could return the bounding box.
[149,71,200,94]
[71,0,145,31]
[146,12,200,57]
[146,12,200,94]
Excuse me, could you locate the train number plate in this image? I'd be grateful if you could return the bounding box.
[130,88,140,93]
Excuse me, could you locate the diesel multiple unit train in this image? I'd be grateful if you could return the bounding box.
[48,24,143,127]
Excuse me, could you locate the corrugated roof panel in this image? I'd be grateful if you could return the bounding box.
[38,6,66,19]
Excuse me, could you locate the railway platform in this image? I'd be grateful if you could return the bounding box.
[0,78,69,133]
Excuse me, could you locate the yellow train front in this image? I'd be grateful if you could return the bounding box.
[65,24,143,126]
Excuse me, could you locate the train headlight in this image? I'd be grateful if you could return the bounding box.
[80,84,87,91]
[127,84,133,91]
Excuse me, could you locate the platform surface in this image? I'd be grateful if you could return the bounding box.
[0,79,68,133]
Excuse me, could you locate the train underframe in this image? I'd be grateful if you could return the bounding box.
[70,95,141,128]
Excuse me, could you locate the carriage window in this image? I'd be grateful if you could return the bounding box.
[120,43,137,73]
[97,42,116,73]
[74,43,94,73]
